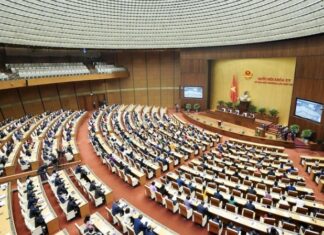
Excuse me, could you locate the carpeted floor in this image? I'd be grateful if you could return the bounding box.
[12,111,324,235]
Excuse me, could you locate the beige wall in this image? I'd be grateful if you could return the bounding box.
[210,58,296,124]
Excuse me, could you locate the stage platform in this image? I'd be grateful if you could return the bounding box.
[181,111,295,148]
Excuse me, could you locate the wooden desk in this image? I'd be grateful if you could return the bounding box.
[205,110,256,129]
[73,165,113,205]
[55,170,90,218]
[0,183,17,235]
[91,212,122,235]
[4,142,22,176]
[118,199,179,235]
[54,229,69,235]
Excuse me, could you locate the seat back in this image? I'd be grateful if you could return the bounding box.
[232,189,241,197]
[246,193,257,202]
[179,203,189,217]
[243,180,252,186]
[171,181,180,191]
[282,222,296,231]
[263,217,276,226]
[165,198,174,211]
[242,208,255,219]
[304,195,315,201]
[316,212,324,219]
[272,187,282,194]
[226,227,239,235]
[256,183,266,190]
[230,176,239,183]
[126,224,135,235]
[225,203,237,213]
[278,203,290,210]
[287,190,298,197]
[295,206,308,215]
[195,177,203,184]
[208,220,221,234]
[183,186,191,196]
[155,191,164,205]
[261,198,272,206]
[192,211,203,225]
[144,185,154,199]
[304,230,320,235]
[210,197,220,207]
[196,192,204,201]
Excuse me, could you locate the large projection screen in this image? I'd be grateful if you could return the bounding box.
[184,86,203,99]
[295,98,323,123]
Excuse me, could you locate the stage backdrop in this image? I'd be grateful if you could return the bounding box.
[210,58,296,125]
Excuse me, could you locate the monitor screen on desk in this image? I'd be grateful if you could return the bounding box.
[295,98,323,123]
[183,86,203,99]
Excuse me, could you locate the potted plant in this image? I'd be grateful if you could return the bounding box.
[248,105,257,113]
[217,100,225,109]
[289,124,300,135]
[269,109,279,117]
[258,107,266,116]
[225,102,233,109]
[185,103,192,112]
[193,103,200,112]
[301,129,313,143]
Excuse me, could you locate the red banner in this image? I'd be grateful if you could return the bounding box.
[230,75,238,102]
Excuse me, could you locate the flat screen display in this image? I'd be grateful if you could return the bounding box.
[184,86,203,99]
[295,98,323,123]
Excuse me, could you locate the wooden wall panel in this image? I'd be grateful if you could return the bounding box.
[107,92,121,104]
[39,85,61,111]
[75,82,91,96]
[0,89,25,118]
[147,52,161,106]
[134,90,148,105]
[121,91,135,105]
[161,90,174,108]
[106,79,121,104]
[19,87,44,115]
[174,52,181,105]
[61,97,78,110]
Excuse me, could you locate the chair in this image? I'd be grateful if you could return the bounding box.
[246,193,257,202]
[230,176,239,183]
[272,187,282,194]
[232,189,241,197]
[105,207,118,225]
[144,185,155,200]
[165,198,179,213]
[192,211,207,227]
[116,215,127,233]
[207,220,223,234]
[242,208,255,219]
[295,206,308,215]
[261,198,272,206]
[179,203,192,219]
[287,190,298,197]
[256,183,266,190]
[210,197,222,207]
[262,217,276,226]
[243,180,252,186]
[155,192,165,206]
[143,168,153,179]
[316,212,324,219]
[282,222,296,231]
[225,203,238,213]
[196,192,206,202]
[226,227,240,235]
[278,203,290,210]
[304,230,320,235]
[304,195,315,201]
[126,175,139,187]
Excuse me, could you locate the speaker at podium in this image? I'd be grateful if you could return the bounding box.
[239,101,250,113]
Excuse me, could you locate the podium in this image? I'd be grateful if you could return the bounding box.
[239,101,250,113]
[255,127,266,137]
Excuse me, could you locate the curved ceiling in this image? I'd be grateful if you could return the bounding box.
[0,0,323,49]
